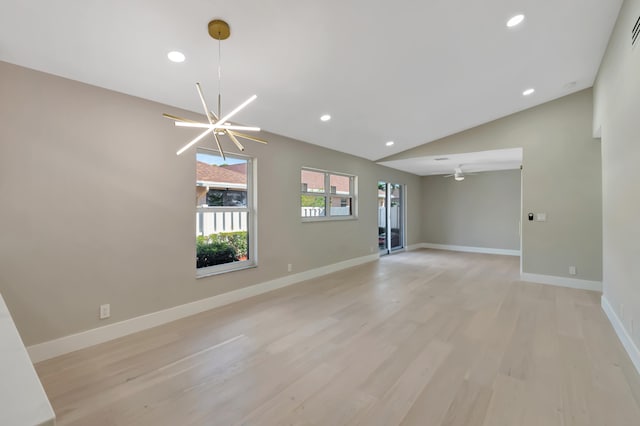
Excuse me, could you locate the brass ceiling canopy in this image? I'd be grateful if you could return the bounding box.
[208,19,230,40]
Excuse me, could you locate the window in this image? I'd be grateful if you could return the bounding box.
[301,168,357,220]
[196,149,255,276]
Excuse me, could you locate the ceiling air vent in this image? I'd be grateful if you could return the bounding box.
[633,15,639,46]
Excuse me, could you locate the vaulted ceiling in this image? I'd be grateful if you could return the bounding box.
[0,0,622,164]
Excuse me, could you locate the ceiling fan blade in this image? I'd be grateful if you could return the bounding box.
[213,133,226,161]
[162,113,198,123]
[227,131,245,152]
[443,174,454,177]
[176,128,214,155]
[233,131,268,144]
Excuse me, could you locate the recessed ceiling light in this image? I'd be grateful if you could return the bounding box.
[167,51,186,63]
[522,88,535,96]
[506,14,525,28]
[386,141,395,146]
[320,114,331,122]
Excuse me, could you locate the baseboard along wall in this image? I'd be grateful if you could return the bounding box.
[27,253,379,363]
[408,242,520,256]
[601,295,640,376]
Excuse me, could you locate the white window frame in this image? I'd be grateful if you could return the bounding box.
[301,167,358,222]
[196,149,257,278]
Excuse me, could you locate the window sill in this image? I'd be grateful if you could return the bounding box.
[196,261,257,279]
[301,216,358,223]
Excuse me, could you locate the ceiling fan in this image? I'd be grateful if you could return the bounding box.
[443,166,475,181]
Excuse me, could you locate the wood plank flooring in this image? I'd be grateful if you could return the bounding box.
[35,250,640,425]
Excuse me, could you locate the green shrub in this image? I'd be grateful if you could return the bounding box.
[196,231,248,268]
[217,232,248,258]
[196,240,237,268]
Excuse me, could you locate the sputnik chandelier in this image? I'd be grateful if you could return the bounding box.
[164,19,267,159]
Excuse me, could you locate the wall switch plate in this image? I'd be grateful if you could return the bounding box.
[569,266,577,275]
[99,304,110,320]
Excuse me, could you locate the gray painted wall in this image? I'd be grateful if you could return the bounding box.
[421,170,521,250]
[593,0,640,349]
[381,89,602,282]
[0,61,422,345]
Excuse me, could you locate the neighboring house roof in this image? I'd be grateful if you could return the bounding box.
[301,170,350,194]
[197,161,246,186]
[220,163,247,175]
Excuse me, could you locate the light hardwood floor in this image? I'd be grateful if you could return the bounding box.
[35,250,640,425]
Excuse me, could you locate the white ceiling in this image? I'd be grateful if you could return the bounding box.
[0,1,622,164]
[378,148,523,176]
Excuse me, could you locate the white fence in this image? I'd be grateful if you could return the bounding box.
[197,211,247,236]
[301,207,350,217]
[378,206,401,229]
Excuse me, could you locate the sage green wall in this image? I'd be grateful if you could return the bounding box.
[421,170,521,250]
[593,0,640,347]
[381,89,602,281]
[0,61,421,345]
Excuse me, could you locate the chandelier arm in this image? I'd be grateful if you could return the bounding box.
[232,132,268,144]
[218,125,260,131]
[215,95,257,128]
[162,113,199,123]
[196,83,217,127]
[176,128,214,156]
[175,122,214,129]
[227,131,245,151]
[213,133,226,160]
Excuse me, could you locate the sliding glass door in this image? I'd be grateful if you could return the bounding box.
[378,181,404,255]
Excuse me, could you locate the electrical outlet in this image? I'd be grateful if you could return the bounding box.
[287,264,292,273]
[99,304,110,320]
[569,266,577,275]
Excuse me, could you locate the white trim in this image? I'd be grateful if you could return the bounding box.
[415,242,520,256]
[520,272,602,292]
[601,295,640,376]
[27,253,379,363]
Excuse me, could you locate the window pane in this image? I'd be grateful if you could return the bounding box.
[196,148,252,274]
[196,152,247,207]
[330,174,351,195]
[196,211,249,269]
[330,197,352,216]
[301,170,325,193]
[206,189,247,207]
[301,195,326,217]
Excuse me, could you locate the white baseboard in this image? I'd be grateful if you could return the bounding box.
[520,272,602,292]
[601,295,640,376]
[414,242,520,257]
[27,253,379,363]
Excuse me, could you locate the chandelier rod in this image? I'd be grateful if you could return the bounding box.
[217,35,222,119]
